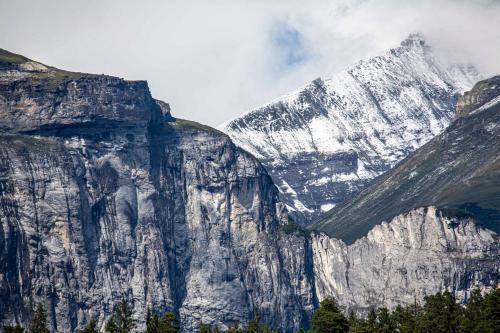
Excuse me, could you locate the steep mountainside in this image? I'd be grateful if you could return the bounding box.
[313,75,500,244]
[221,34,481,223]
[0,49,316,332]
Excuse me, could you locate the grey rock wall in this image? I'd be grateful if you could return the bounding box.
[0,55,315,332]
[312,207,500,314]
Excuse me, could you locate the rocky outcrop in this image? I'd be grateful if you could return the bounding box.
[0,51,174,134]
[312,207,500,313]
[456,75,500,117]
[0,50,315,332]
[221,34,481,223]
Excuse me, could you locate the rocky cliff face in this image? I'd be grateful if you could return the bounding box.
[0,49,315,332]
[0,49,170,133]
[312,207,500,313]
[308,75,500,313]
[221,34,481,223]
[0,48,498,333]
[456,75,500,117]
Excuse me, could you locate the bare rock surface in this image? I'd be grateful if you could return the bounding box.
[0,49,315,332]
[312,207,500,313]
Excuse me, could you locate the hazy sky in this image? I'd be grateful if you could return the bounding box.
[1,0,499,126]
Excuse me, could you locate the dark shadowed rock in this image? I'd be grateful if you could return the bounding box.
[456,75,500,117]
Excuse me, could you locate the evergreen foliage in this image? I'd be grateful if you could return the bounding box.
[310,298,349,333]
[157,312,179,333]
[198,323,220,333]
[77,319,98,333]
[3,325,24,333]
[9,288,499,333]
[145,306,159,333]
[344,288,500,333]
[105,298,136,333]
[29,304,50,333]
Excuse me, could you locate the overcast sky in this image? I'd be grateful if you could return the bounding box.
[1,0,499,126]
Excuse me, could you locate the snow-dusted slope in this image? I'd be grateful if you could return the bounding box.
[221,34,481,222]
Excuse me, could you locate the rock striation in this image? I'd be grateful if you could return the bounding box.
[456,75,500,117]
[313,75,500,243]
[312,207,500,313]
[0,49,315,332]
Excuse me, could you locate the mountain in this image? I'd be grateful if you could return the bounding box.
[0,49,316,332]
[221,34,481,223]
[310,75,500,311]
[0,48,497,333]
[312,75,500,244]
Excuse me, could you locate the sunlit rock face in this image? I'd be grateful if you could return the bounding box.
[312,207,500,314]
[0,49,316,333]
[0,48,498,333]
[309,77,500,312]
[312,75,500,243]
[221,34,481,223]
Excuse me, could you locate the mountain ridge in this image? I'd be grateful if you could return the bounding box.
[221,34,481,223]
[0,48,316,332]
[312,75,500,244]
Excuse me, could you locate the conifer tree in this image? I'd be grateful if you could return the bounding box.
[106,298,135,333]
[3,325,24,333]
[346,311,368,333]
[242,311,277,333]
[310,298,349,333]
[77,319,98,333]
[421,291,461,333]
[459,289,483,333]
[390,304,422,333]
[375,307,395,333]
[227,324,241,333]
[30,303,50,333]
[158,312,178,333]
[199,323,217,333]
[365,309,377,333]
[480,288,500,333]
[145,306,159,333]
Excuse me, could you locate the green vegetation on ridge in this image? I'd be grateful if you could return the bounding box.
[312,97,500,244]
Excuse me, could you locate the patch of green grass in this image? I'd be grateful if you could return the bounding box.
[0,48,85,85]
[172,118,225,135]
[282,221,310,236]
[0,48,30,64]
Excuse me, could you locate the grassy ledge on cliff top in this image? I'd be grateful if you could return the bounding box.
[171,118,226,135]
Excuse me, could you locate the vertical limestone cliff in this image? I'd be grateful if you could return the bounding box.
[312,207,500,314]
[0,50,315,332]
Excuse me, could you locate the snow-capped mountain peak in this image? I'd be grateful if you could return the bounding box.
[220,34,481,223]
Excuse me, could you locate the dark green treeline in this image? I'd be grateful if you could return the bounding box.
[3,288,499,333]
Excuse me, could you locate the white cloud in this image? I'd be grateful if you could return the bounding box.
[0,0,499,126]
